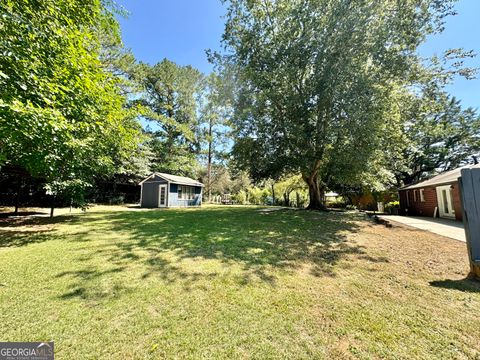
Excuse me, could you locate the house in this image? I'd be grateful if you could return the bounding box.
[139,173,204,208]
[398,164,480,221]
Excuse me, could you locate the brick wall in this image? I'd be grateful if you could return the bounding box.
[399,186,438,217]
[451,183,463,221]
[399,181,463,221]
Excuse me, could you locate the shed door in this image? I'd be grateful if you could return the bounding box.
[436,185,454,219]
[158,185,167,207]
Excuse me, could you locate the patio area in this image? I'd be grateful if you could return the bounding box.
[377,215,466,242]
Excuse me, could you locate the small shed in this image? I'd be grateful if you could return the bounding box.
[139,173,204,208]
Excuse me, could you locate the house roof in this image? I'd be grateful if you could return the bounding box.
[401,164,480,190]
[140,172,204,187]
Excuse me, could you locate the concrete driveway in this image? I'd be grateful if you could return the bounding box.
[377,215,466,242]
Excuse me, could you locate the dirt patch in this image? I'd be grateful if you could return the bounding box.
[351,221,469,278]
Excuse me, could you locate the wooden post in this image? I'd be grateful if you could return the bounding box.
[459,169,480,279]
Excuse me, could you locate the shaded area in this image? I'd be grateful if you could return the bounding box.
[0,206,385,299]
[0,211,47,218]
[0,215,78,247]
[0,214,78,226]
[56,267,129,300]
[430,278,480,293]
[64,207,376,292]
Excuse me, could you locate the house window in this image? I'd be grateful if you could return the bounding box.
[413,190,417,202]
[420,189,425,202]
[178,185,195,200]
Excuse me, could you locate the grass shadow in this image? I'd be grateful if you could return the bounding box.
[0,211,47,218]
[0,215,78,247]
[430,278,480,293]
[72,207,375,287]
[1,206,382,299]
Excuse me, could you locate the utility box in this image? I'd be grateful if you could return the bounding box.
[459,168,480,279]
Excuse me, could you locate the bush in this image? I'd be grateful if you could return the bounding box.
[108,195,125,205]
[328,201,348,209]
[261,190,272,205]
[233,190,247,205]
[385,201,400,214]
[248,187,263,205]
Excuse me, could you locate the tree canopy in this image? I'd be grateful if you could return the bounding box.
[219,0,465,209]
[132,59,204,177]
[389,89,480,186]
[1,0,477,212]
[0,0,143,211]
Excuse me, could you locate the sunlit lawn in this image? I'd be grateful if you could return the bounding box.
[0,206,479,359]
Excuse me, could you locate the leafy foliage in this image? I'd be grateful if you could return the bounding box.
[273,175,306,206]
[0,0,143,210]
[388,90,480,186]
[198,73,233,200]
[219,0,462,209]
[132,59,204,177]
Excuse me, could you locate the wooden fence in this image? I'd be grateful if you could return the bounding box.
[459,168,480,279]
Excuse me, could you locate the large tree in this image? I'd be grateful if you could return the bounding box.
[0,0,142,214]
[133,59,204,177]
[220,0,459,209]
[199,73,232,201]
[389,89,480,186]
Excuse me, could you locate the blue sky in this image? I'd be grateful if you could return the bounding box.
[117,0,479,109]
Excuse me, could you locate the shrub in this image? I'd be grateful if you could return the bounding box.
[108,195,125,205]
[233,190,247,205]
[385,200,400,214]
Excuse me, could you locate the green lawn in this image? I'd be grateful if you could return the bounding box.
[0,206,479,359]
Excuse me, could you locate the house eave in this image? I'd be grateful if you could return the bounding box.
[400,180,457,191]
[174,181,205,187]
[139,172,204,187]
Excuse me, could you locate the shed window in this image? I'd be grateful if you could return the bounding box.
[178,185,195,200]
[420,189,425,202]
[413,190,417,202]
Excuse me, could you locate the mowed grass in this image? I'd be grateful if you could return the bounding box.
[0,206,479,359]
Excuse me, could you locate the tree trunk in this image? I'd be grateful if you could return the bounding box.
[14,179,21,215]
[284,191,293,207]
[296,192,301,208]
[271,183,275,205]
[207,119,213,203]
[303,168,327,211]
[50,196,55,218]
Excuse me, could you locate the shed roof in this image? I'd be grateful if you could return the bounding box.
[401,164,480,190]
[140,172,204,187]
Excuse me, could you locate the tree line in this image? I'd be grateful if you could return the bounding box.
[0,0,232,214]
[1,0,479,213]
